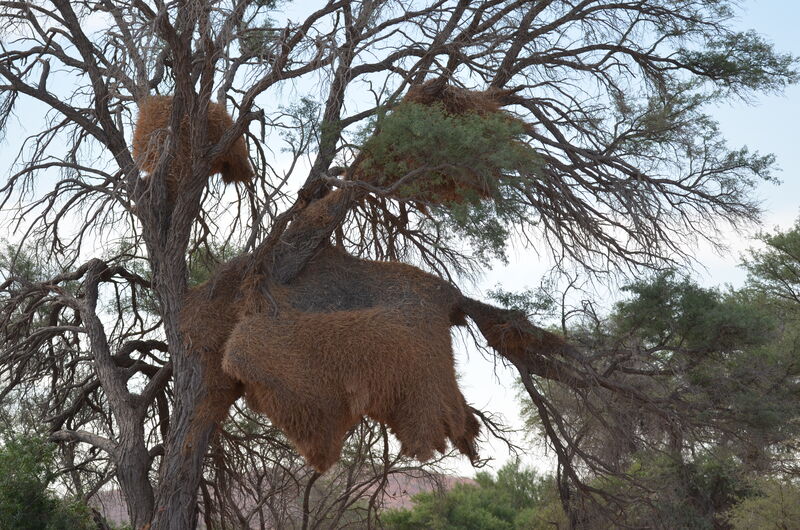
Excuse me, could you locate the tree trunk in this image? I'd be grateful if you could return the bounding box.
[149,349,216,529]
[147,245,217,530]
[116,423,156,529]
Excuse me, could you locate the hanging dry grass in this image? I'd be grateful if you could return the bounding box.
[179,242,578,473]
[179,245,480,471]
[223,303,478,472]
[132,95,253,201]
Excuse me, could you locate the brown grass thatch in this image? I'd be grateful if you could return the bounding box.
[179,245,480,471]
[402,78,516,116]
[223,303,478,472]
[132,95,253,202]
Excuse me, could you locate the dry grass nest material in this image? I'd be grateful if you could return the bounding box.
[132,95,253,202]
[223,303,479,472]
[180,246,481,472]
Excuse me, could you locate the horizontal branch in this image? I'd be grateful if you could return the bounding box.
[458,295,586,386]
[50,429,117,455]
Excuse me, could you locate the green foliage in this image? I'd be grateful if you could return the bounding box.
[609,77,778,193]
[359,101,542,263]
[725,478,800,529]
[678,30,799,93]
[361,102,538,199]
[614,271,774,352]
[594,452,752,529]
[744,218,800,307]
[279,97,321,154]
[237,0,281,58]
[0,242,79,297]
[239,27,280,57]
[381,460,566,530]
[187,241,241,287]
[613,272,800,450]
[437,200,514,264]
[0,433,94,530]
[514,263,800,526]
[598,454,800,530]
[487,283,558,317]
[0,241,47,283]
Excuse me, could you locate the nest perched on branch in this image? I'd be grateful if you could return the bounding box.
[181,246,481,472]
[353,78,534,205]
[132,95,253,202]
[403,78,516,115]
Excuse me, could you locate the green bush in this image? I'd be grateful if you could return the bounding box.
[381,460,566,530]
[725,479,800,529]
[0,434,95,530]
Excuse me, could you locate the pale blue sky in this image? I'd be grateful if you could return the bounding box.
[457,0,800,476]
[700,0,800,282]
[714,5,800,215]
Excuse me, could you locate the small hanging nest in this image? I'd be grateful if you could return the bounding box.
[353,78,534,205]
[132,95,253,202]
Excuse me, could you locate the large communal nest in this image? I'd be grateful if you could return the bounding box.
[403,78,516,115]
[180,246,481,472]
[352,78,536,205]
[132,95,253,202]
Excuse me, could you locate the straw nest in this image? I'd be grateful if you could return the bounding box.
[354,78,530,204]
[132,95,253,202]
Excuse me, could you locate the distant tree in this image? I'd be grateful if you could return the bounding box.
[592,451,753,529]
[382,460,566,530]
[0,432,96,530]
[744,218,800,309]
[0,1,796,527]
[725,478,800,530]
[515,269,800,525]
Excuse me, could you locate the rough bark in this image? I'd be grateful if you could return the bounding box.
[149,356,216,529]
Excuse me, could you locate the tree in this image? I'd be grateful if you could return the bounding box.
[725,478,800,530]
[515,269,800,526]
[744,218,800,308]
[199,413,457,529]
[0,0,796,528]
[382,460,566,530]
[0,432,96,530]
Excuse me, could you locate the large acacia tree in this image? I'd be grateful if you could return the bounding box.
[0,0,795,528]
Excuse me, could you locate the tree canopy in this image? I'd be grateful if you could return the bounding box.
[0,0,797,528]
